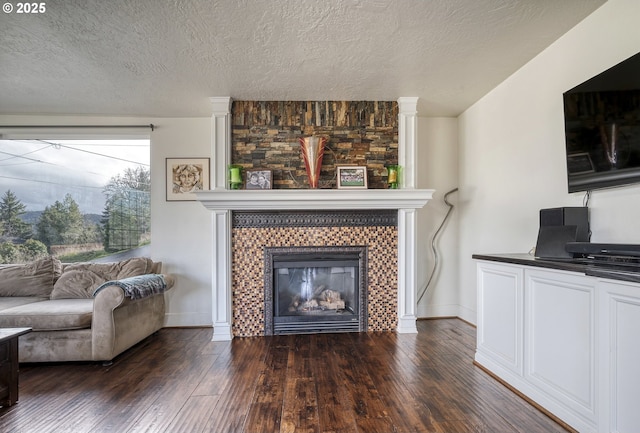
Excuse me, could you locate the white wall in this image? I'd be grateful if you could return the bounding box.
[416,117,460,318]
[0,115,214,327]
[457,0,640,324]
[148,118,213,326]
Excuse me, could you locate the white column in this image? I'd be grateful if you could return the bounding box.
[211,209,233,340]
[397,97,419,189]
[209,97,233,340]
[397,208,419,333]
[210,97,233,190]
[397,97,420,333]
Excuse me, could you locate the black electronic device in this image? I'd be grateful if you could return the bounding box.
[563,51,640,193]
[565,242,640,258]
[535,207,590,259]
[535,226,579,259]
[539,207,590,242]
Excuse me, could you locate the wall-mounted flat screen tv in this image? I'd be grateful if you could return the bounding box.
[563,52,640,193]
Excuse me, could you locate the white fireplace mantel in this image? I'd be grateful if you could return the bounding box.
[200,96,432,341]
[195,189,433,211]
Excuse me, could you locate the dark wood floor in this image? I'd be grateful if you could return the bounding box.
[0,319,569,433]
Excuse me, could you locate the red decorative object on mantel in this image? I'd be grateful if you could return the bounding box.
[299,136,326,189]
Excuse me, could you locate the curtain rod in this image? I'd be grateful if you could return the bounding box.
[0,124,155,131]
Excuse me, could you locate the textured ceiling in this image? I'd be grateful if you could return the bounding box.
[0,0,606,117]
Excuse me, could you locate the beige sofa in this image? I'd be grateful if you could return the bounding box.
[0,256,174,363]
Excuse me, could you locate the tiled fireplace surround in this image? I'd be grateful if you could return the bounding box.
[197,97,433,340]
[232,210,398,336]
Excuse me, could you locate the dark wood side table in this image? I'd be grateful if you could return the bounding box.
[0,328,32,407]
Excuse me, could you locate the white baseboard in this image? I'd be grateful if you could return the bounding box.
[417,303,477,326]
[456,304,476,325]
[163,312,212,327]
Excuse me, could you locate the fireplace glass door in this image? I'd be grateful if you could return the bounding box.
[273,253,360,334]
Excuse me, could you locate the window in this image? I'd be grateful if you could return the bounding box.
[0,138,150,264]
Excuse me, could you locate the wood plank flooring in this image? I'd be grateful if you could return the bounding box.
[0,319,569,433]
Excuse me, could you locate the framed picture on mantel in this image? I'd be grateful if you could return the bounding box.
[245,169,273,190]
[336,166,368,189]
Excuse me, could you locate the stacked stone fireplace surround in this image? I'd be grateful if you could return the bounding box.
[231,101,398,189]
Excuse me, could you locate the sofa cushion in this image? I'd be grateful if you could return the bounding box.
[0,256,62,297]
[51,257,155,299]
[50,269,109,299]
[0,296,49,312]
[0,299,93,331]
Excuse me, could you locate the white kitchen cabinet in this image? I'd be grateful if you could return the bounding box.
[598,279,640,433]
[524,268,597,430]
[476,261,524,376]
[474,256,640,433]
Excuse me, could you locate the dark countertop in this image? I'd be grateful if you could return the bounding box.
[472,253,640,284]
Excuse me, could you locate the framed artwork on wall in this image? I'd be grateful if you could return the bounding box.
[245,169,273,189]
[336,166,368,189]
[166,157,210,201]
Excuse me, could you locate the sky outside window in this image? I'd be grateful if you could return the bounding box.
[0,139,150,215]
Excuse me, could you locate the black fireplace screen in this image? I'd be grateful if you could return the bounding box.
[276,257,358,316]
[264,247,367,335]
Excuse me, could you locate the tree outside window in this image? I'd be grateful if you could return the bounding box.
[0,139,150,264]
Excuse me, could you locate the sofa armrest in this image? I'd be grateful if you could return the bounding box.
[90,275,174,361]
[91,284,126,360]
